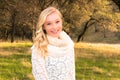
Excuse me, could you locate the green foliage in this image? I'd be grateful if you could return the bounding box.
[0,0,120,42]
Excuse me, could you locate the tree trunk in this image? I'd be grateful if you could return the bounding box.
[11,10,16,43]
[4,30,9,40]
[22,31,25,40]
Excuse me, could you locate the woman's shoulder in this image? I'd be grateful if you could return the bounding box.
[31,45,35,49]
[31,45,38,51]
[31,45,38,55]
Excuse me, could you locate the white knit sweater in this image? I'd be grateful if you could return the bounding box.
[31,31,75,80]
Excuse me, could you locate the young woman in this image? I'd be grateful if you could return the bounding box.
[31,7,75,80]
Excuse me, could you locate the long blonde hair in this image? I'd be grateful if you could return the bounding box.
[33,7,62,58]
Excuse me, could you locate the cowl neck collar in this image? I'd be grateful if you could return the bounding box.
[47,31,69,47]
[46,31,74,58]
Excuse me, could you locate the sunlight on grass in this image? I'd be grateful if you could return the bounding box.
[27,73,34,80]
[113,63,120,68]
[75,42,120,58]
[111,78,120,80]
[92,66,105,74]
[0,42,32,56]
[0,49,13,56]
[75,42,120,53]
[21,59,31,68]
[0,41,32,47]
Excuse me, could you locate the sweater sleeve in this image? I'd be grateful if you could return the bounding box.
[72,48,76,80]
[31,47,48,80]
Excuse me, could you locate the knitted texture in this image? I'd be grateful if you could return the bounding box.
[31,31,75,80]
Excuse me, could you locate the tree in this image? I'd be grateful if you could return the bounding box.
[0,0,120,43]
[112,0,120,9]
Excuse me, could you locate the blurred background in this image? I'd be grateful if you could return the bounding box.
[0,0,120,80]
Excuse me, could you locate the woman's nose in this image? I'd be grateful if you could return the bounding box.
[52,24,57,29]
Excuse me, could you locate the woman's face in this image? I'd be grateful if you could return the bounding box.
[43,12,62,38]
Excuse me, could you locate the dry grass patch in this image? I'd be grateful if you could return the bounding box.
[0,42,32,56]
[0,42,32,47]
[21,59,31,68]
[0,49,13,56]
[27,73,34,80]
[111,78,120,80]
[75,42,120,57]
[113,63,120,68]
[92,66,105,74]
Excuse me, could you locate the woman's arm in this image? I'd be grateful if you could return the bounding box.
[69,48,76,80]
[31,48,48,80]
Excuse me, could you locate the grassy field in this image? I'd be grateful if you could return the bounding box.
[0,42,120,80]
[0,42,34,80]
[75,42,120,80]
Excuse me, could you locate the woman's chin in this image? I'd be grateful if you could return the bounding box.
[49,33,59,38]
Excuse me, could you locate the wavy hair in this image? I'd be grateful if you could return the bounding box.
[33,7,62,58]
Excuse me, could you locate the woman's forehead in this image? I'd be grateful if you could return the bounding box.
[45,12,61,22]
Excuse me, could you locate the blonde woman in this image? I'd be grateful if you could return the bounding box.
[31,7,75,80]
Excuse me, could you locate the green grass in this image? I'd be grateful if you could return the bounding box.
[0,42,34,80]
[75,42,120,80]
[0,42,120,80]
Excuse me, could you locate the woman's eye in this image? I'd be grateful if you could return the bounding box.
[47,23,51,25]
[56,21,60,23]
